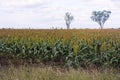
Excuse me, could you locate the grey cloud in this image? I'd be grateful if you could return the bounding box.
[0,0,120,29]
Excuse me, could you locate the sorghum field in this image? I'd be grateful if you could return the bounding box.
[0,29,120,67]
[0,29,120,80]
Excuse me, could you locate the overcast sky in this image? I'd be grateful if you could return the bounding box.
[0,0,120,29]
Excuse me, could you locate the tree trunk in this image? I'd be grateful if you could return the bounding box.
[99,22,103,29]
[100,25,103,29]
[66,23,70,29]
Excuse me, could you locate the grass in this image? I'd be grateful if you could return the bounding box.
[0,65,120,80]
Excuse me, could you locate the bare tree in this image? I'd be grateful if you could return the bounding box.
[65,12,74,29]
[91,10,111,29]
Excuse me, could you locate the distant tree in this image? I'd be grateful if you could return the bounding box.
[65,12,74,29]
[91,10,111,29]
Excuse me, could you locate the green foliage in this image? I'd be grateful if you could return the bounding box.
[0,37,120,68]
[91,10,111,29]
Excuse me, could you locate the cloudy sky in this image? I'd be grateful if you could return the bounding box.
[0,0,120,29]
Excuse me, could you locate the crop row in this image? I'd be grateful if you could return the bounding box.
[0,37,120,68]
